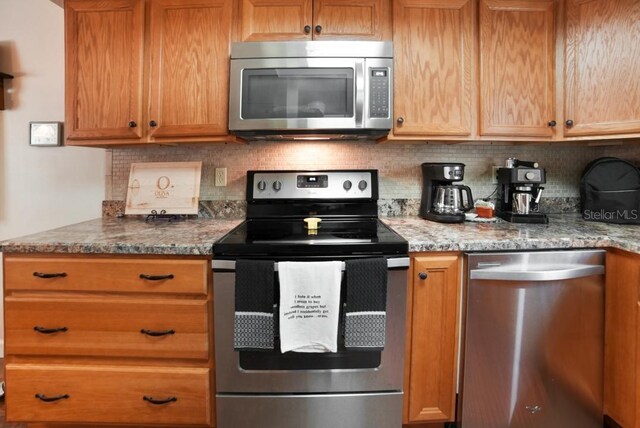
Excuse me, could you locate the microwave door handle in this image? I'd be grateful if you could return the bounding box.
[355,61,365,128]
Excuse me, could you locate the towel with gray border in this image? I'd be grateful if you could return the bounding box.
[345,258,387,350]
[234,259,275,350]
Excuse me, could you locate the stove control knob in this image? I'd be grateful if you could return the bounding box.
[343,180,352,191]
[525,172,535,180]
[358,180,368,191]
[257,180,266,191]
[273,180,282,191]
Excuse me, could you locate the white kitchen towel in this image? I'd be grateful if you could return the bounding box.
[278,261,343,353]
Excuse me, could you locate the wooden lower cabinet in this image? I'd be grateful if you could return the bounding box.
[6,365,211,426]
[604,248,640,428]
[2,253,215,427]
[404,253,461,424]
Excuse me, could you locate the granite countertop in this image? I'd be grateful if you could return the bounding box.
[0,217,244,256]
[382,214,640,254]
[1,214,639,256]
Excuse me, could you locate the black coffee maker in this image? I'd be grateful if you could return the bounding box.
[496,159,548,224]
[420,163,473,223]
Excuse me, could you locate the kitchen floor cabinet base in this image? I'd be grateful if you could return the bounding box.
[2,253,215,427]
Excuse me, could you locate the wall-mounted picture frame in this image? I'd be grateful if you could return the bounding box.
[29,121,63,146]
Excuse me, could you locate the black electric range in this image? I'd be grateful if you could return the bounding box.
[213,170,408,259]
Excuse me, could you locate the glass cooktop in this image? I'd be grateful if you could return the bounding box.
[213,218,408,258]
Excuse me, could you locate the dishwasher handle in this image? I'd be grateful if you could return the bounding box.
[470,264,604,282]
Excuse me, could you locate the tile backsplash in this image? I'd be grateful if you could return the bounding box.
[107,141,640,211]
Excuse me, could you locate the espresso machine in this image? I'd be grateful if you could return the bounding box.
[420,163,474,223]
[496,159,548,223]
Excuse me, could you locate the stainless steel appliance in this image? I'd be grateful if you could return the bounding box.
[228,41,393,140]
[213,170,409,428]
[420,162,473,223]
[461,250,605,428]
[497,160,548,223]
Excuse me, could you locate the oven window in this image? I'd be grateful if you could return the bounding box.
[241,68,354,119]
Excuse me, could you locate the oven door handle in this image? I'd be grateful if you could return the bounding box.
[212,257,409,271]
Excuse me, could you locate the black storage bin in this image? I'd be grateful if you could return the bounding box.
[580,157,640,224]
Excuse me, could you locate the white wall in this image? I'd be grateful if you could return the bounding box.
[0,0,106,355]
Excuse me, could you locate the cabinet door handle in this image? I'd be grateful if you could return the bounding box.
[141,328,175,337]
[315,25,322,33]
[396,116,404,124]
[304,25,311,34]
[143,396,177,405]
[34,326,68,334]
[565,119,574,127]
[149,120,158,127]
[35,393,70,402]
[139,273,174,281]
[128,121,137,128]
[418,272,428,280]
[547,120,557,127]
[33,272,67,279]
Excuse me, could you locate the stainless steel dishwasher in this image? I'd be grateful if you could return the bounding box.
[460,250,605,428]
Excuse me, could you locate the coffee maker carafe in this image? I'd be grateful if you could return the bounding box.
[420,163,474,223]
[496,160,548,224]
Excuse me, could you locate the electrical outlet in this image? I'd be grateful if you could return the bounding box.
[215,168,227,187]
[491,166,501,184]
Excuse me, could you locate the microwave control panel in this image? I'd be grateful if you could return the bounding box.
[369,68,390,118]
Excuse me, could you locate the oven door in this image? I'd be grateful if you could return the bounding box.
[213,257,408,394]
[229,57,392,134]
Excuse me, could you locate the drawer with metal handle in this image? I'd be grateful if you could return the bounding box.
[5,364,211,426]
[4,255,208,295]
[4,297,209,360]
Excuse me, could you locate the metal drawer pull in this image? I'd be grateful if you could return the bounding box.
[139,273,174,281]
[140,328,175,337]
[33,272,67,279]
[143,395,177,405]
[34,326,68,334]
[35,393,70,402]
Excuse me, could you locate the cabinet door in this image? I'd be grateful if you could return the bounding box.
[393,0,474,137]
[405,254,461,423]
[604,250,640,428]
[479,0,555,138]
[313,0,391,40]
[564,0,640,137]
[147,0,233,139]
[239,0,313,41]
[65,0,144,142]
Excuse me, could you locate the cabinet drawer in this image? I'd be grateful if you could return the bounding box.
[5,297,209,360]
[4,256,208,295]
[6,364,211,426]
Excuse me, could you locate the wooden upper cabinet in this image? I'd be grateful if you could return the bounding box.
[479,0,556,138]
[405,254,461,423]
[313,0,391,40]
[239,0,312,41]
[65,0,144,142]
[147,0,233,139]
[393,0,474,137]
[238,0,390,41]
[564,0,640,137]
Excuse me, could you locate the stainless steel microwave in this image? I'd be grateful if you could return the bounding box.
[229,41,393,141]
